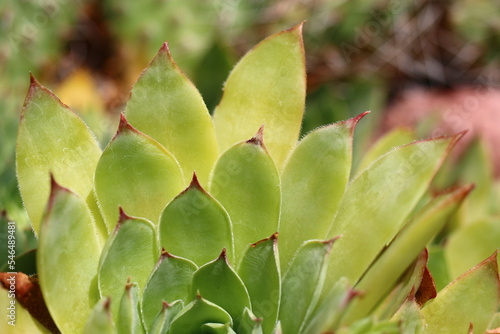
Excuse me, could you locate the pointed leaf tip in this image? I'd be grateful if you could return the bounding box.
[189,172,202,189]
[345,111,370,134]
[160,42,170,53]
[219,248,228,260]
[246,125,265,147]
[29,72,39,86]
[117,113,136,135]
[118,207,133,224]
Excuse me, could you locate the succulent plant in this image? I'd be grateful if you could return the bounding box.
[1,24,499,334]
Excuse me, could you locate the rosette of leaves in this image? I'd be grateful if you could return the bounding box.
[2,25,499,334]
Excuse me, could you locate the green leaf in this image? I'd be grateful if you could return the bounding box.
[149,300,184,334]
[0,288,51,334]
[373,251,428,320]
[117,283,143,334]
[95,114,185,231]
[302,278,353,334]
[426,245,450,292]
[445,218,500,280]
[279,238,336,334]
[98,209,159,317]
[391,301,425,334]
[201,323,238,334]
[210,129,280,262]
[342,185,473,323]
[37,178,101,333]
[356,127,416,173]
[239,308,264,334]
[213,24,306,168]
[279,113,366,271]
[83,298,116,334]
[159,174,233,266]
[168,295,232,333]
[325,134,461,286]
[238,234,280,334]
[421,252,500,333]
[192,250,251,328]
[142,252,197,331]
[124,43,218,185]
[16,76,101,234]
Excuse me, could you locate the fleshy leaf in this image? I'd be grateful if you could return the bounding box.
[239,308,263,334]
[279,113,366,271]
[445,218,500,280]
[279,238,336,334]
[356,127,416,173]
[427,245,451,292]
[302,278,354,334]
[149,300,183,334]
[210,129,280,262]
[117,282,142,334]
[83,298,116,334]
[124,43,218,185]
[0,274,53,334]
[391,300,425,334]
[168,295,232,333]
[37,178,101,333]
[95,114,184,231]
[342,185,473,324]
[213,24,306,168]
[201,323,238,334]
[98,209,159,317]
[159,174,233,266]
[238,234,280,334]
[191,250,251,329]
[325,134,461,287]
[421,252,500,333]
[373,251,428,320]
[141,251,197,331]
[16,76,101,234]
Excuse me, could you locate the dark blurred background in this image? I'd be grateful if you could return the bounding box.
[1,0,499,227]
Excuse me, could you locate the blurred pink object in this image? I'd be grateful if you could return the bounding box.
[383,86,500,177]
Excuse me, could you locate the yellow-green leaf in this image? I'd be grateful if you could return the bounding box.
[279,113,366,271]
[83,298,116,334]
[16,76,101,234]
[95,114,184,231]
[421,252,500,334]
[325,135,461,287]
[125,43,218,185]
[213,24,306,168]
[210,129,280,262]
[159,175,233,266]
[38,178,101,333]
[98,209,159,318]
[117,283,143,334]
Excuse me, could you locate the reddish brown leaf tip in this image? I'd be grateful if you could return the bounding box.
[103,298,111,311]
[468,323,474,334]
[118,207,132,224]
[189,172,202,190]
[247,125,265,147]
[250,232,279,248]
[47,173,71,214]
[219,248,227,260]
[160,249,176,259]
[29,72,40,87]
[345,111,370,134]
[117,113,133,134]
[415,266,437,306]
[160,42,170,53]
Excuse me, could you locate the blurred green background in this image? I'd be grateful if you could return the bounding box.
[1,0,499,231]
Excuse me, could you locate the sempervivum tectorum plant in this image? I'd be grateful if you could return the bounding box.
[2,24,499,334]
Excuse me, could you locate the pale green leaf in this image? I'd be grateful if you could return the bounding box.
[279,238,336,334]
[325,135,460,286]
[37,178,101,333]
[0,288,51,334]
[125,43,218,185]
[210,129,280,262]
[356,127,416,173]
[98,210,159,317]
[142,252,197,331]
[239,308,263,334]
[445,218,500,279]
[117,283,143,334]
[83,298,116,334]
[279,113,366,271]
[213,24,306,168]
[168,295,232,333]
[192,250,251,328]
[95,114,185,231]
[342,185,472,323]
[16,76,101,234]
[238,234,280,334]
[302,278,353,334]
[149,300,184,334]
[421,252,500,333]
[201,323,238,334]
[159,174,233,266]
[391,301,425,334]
